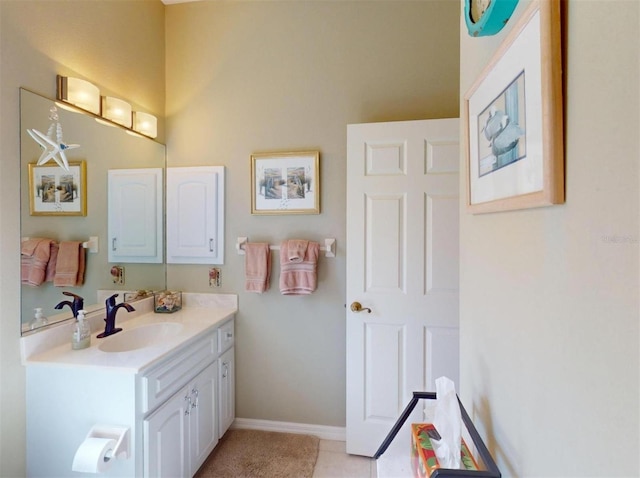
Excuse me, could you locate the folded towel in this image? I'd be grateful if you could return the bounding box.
[45,242,59,283]
[279,240,319,295]
[287,239,309,263]
[245,243,271,293]
[21,238,55,286]
[54,241,86,287]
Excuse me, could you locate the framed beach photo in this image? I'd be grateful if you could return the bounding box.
[251,151,320,215]
[28,160,87,216]
[464,0,564,214]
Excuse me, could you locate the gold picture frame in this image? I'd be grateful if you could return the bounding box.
[28,160,87,216]
[464,0,564,214]
[251,151,320,215]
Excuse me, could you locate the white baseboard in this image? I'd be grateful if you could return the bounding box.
[231,417,346,442]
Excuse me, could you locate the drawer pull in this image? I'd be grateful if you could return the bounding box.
[184,394,191,415]
[191,388,199,409]
[222,362,229,379]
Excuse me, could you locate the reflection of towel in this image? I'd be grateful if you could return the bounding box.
[279,240,319,295]
[287,240,308,263]
[245,243,271,293]
[54,241,86,287]
[45,242,59,282]
[21,238,55,286]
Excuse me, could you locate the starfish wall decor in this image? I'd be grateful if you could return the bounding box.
[26,105,80,172]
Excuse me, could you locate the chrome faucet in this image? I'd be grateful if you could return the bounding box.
[97,293,135,338]
[54,291,84,318]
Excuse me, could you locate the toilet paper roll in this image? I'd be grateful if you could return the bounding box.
[72,437,117,473]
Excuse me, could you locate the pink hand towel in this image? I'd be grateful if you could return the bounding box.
[45,242,59,282]
[21,238,54,286]
[279,240,320,295]
[54,241,86,287]
[245,243,271,293]
[287,240,308,263]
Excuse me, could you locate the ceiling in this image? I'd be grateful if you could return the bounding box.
[161,0,201,4]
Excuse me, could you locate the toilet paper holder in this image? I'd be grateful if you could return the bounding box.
[82,425,130,460]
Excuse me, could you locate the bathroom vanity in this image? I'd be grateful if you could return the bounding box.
[21,293,236,477]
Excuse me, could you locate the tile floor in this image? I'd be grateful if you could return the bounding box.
[312,440,376,478]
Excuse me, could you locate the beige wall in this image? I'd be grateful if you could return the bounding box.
[165,0,460,426]
[459,1,639,476]
[0,1,165,475]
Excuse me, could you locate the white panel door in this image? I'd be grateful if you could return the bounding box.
[346,119,460,456]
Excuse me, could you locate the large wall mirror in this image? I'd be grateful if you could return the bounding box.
[20,88,166,333]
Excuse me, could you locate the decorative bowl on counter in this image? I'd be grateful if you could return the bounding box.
[153,291,182,313]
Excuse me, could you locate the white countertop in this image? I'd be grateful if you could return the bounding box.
[21,293,237,373]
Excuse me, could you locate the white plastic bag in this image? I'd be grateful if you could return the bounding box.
[431,376,462,469]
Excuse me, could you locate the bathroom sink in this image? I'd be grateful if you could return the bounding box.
[98,322,184,353]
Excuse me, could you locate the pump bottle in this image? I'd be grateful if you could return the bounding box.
[72,309,91,350]
[30,308,48,330]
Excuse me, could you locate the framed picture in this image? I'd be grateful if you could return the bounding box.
[28,160,87,216]
[464,0,564,214]
[251,151,320,215]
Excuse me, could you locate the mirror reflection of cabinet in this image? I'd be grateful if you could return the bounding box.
[108,169,164,263]
[166,167,225,265]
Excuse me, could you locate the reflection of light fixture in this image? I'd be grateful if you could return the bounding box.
[101,96,132,128]
[133,111,157,139]
[125,130,145,139]
[57,76,100,115]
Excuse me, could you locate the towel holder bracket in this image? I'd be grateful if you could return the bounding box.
[82,236,99,253]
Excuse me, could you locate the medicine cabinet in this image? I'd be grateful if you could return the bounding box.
[166,166,225,265]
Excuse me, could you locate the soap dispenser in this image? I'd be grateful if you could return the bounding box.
[72,310,91,350]
[30,308,48,330]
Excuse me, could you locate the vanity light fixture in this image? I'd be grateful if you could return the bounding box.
[132,111,158,139]
[57,76,101,115]
[56,75,158,139]
[101,96,132,128]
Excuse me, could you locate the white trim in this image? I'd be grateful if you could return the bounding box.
[231,418,346,442]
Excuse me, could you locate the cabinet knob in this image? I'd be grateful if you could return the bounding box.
[226,332,233,339]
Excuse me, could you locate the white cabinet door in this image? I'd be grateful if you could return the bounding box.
[188,363,218,476]
[144,386,190,478]
[218,346,235,438]
[108,168,163,263]
[166,166,225,264]
[145,363,218,478]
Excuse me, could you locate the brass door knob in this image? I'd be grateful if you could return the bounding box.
[350,302,372,313]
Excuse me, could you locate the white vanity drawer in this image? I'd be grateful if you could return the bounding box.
[141,332,217,414]
[217,319,234,354]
